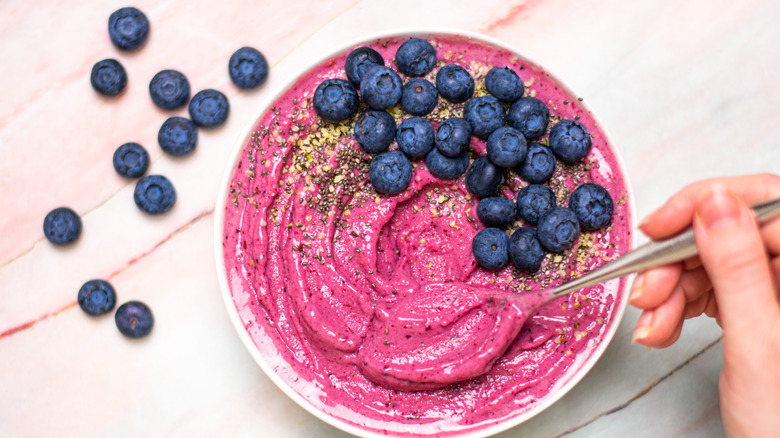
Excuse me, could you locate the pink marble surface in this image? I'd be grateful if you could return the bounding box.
[1,0,778,437]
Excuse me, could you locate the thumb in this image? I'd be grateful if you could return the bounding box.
[693,186,779,335]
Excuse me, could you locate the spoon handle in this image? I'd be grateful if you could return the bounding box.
[549,197,780,298]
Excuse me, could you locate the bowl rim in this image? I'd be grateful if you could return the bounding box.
[213,27,637,438]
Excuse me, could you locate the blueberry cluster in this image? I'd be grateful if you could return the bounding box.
[47,7,272,338]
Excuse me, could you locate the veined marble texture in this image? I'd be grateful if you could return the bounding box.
[1,0,778,437]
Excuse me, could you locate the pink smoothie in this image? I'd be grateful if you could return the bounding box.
[222,34,632,436]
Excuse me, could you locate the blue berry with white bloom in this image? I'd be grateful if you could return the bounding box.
[463,95,506,139]
[401,78,438,116]
[158,117,197,156]
[134,175,176,215]
[486,126,527,168]
[188,89,229,128]
[149,69,190,110]
[354,110,396,154]
[465,156,503,199]
[345,47,384,87]
[395,38,437,77]
[369,151,413,195]
[113,142,149,178]
[516,184,555,225]
[516,143,556,184]
[90,59,127,96]
[435,117,471,158]
[43,207,82,246]
[549,119,592,163]
[507,97,549,140]
[472,228,510,270]
[477,197,516,228]
[78,279,117,316]
[424,147,469,180]
[397,117,434,158]
[509,227,546,272]
[360,66,403,110]
[313,79,359,122]
[436,64,474,103]
[115,301,154,338]
[537,207,580,252]
[228,47,269,90]
[485,67,524,103]
[569,183,614,231]
[108,7,149,51]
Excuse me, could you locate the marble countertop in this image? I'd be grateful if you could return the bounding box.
[2,0,778,436]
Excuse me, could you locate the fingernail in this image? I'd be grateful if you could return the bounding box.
[697,186,741,232]
[631,310,653,344]
[628,273,645,304]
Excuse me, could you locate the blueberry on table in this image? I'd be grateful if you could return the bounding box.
[360,66,403,110]
[354,110,396,154]
[345,47,384,87]
[90,59,127,96]
[472,228,510,270]
[465,156,504,199]
[108,7,149,51]
[395,38,437,77]
[507,97,550,140]
[78,279,117,316]
[113,142,150,178]
[477,196,516,228]
[486,126,528,168]
[424,147,469,180]
[158,117,198,156]
[516,184,555,226]
[401,78,438,116]
[369,151,413,195]
[435,117,472,158]
[537,207,580,252]
[115,301,154,338]
[485,67,524,103]
[516,143,556,184]
[43,207,82,246]
[569,183,614,231]
[549,119,592,163]
[134,175,176,215]
[313,78,359,123]
[435,64,474,103]
[463,95,507,139]
[188,89,230,128]
[509,227,546,272]
[228,46,269,90]
[149,69,190,110]
[396,117,434,158]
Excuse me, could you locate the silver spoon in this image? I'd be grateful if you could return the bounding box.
[531,197,780,304]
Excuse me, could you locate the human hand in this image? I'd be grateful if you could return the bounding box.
[628,173,780,437]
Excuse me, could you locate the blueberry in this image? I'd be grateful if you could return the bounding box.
[396,117,434,158]
[228,46,269,90]
[401,78,438,116]
[486,126,528,168]
[134,175,176,215]
[354,110,396,153]
[435,117,471,157]
[78,279,117,316]
[435,64,474,103]
[90,59,127,96]
[472,228,510,270]
[149,69,190,110]
[360,66,403,110]
[516,143,556,184]
[188,89,229,128]
[345,47,384,87]
[509,227,546,272]
[516,184,555,225]
[113,142,150,178]
[115,301,154,338]
[394,38,437,77]
[549,119,592,163]
[463,95,507,139]
[537,207,580,252]
[158,117,198,156]
[465,156,503,199]
[424,147,469,180]
[313,78,359,123]
[43,207,82,246]
[108,7,149,51]
[369,150,413,195]
[476,197,516,228]
[569,183,614,231]
[507,97,549,140]
[485,67,524,103]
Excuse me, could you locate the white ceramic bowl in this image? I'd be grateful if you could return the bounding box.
[215,28,636,438]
